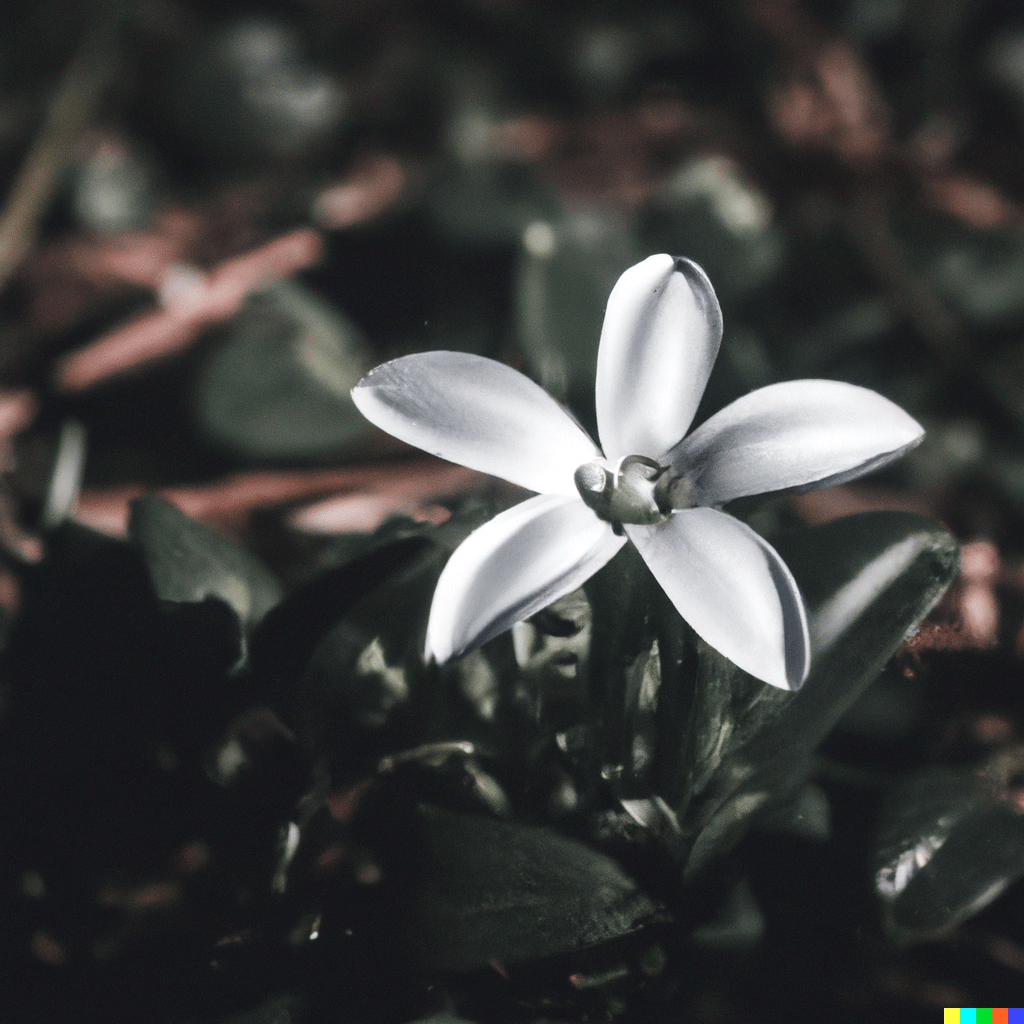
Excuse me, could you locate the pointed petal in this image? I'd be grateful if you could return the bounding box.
[426,494,624,663]
[664,380,924,508]
[626,508,809,689]
[595,255,722,461]
[353,352,599,496]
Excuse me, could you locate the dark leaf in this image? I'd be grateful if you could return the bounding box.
[682,511,959,875]
[691,879,765,949]
[898,210,1024,327]
[129,495,282,633]
[166,17,346,163]
[640,156,786,304]
[408,1013,479,1024]
[249,534,433,692]
[194,281,372,460]
[511,589,593,726]
[875,762,1024,938]
[514,210,641,427]
[426,162,560,245]
[72,139,160,234]
[414,806,659,971]
[215,992,306,1024]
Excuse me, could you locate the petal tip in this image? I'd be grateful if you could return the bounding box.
[671,256,723,328]
[349,368,380,412]
[780,650,811,692]
[423,624,451,666]
[753,620,810,692]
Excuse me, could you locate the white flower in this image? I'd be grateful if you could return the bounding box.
[352,255,923,690]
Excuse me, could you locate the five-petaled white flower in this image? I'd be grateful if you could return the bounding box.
[352,255,923,690]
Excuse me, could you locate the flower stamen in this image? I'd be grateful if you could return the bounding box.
[575,455,671,527]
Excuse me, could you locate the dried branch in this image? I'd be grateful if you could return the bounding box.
[0,11,124,293]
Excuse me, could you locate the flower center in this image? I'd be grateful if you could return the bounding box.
[574,455,674,527]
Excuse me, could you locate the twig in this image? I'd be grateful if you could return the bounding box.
[0,12,124,293]
[73,458,482,536]
[53,228,322,392]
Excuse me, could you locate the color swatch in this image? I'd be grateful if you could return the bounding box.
[944,1011,1023,1023]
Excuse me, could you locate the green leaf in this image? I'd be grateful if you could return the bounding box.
[414,806,659,971]
[640,156,786,304]
[408,1014,479,1024]
[425,162,560,245]
[897,209,1024,327]
[681,511,959,876]
[691,879,765,949]
[875,765,1024,939]
[290,540,444,761]
[249,532,433,693]
[129,495,282,633]
[583,544,679,806]
[194,281,372,460]
[514,210,641,430]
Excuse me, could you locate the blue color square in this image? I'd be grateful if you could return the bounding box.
[1008,1009,1024,1024]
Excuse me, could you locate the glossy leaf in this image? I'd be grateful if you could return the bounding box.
[292,546,445,768]
[167,17,346,162]
[679,511,959,876]
[640,155,785,303]
[875,766,1024,939]
[899,210,1024,327]
[511,589,593,730]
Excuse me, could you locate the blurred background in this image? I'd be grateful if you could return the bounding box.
[4,0,1024,1020]
[6,0,1024,560]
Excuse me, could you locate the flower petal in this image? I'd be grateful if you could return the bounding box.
[426,494,624,663]
[595,255,722,461]
[626,508,809,689]
[353,352,599,496]
[663,380,924,508]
